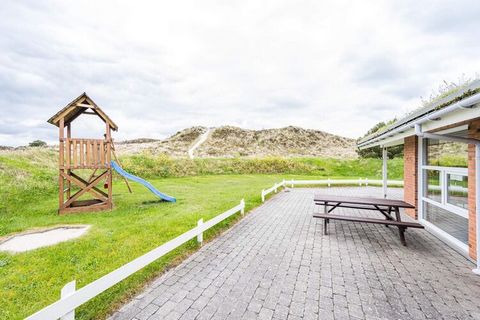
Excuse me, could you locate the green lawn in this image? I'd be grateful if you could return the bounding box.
[0,150,404,319]
[1,174,315,319]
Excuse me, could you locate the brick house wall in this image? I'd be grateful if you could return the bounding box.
[468,119,480,260]
[404,136,418,219]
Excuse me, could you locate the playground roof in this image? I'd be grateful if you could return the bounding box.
[47,92,118,131]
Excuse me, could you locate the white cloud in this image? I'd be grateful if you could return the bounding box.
[0,0,479,146]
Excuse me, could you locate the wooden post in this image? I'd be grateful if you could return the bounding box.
[106,124,112,209]
[66,124,71,199]
[59,118,65,210]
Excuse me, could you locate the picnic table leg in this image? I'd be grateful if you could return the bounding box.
[385,206,391,228]
[399,227,407,246]
[394,207,407,246]
[324,201,329,235]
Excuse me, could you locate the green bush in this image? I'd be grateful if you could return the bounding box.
[120,153,404,180]
[28,140,47,147]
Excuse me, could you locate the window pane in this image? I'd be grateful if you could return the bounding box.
[426,139,468,167]
[425,170,441,202]
[447,174,468,210]
[424,202,468,244]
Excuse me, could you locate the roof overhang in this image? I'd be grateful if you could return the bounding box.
[358,104,480,149]
[47,92,118,131]
[358,81,480,150]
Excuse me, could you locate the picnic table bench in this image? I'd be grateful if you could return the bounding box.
[313,195,424,246]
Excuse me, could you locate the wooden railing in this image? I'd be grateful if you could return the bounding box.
[63,139,109,169]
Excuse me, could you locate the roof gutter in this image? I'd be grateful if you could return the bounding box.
[414,123,479,145]
[357,91,480,149]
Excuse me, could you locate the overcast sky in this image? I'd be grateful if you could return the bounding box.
[1,0,480,146]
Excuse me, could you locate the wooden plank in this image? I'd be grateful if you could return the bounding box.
[62,171,109,208]
[65,139,70,169]
[58,118,65,210]
[92,140,98,167]
[76,103,92,108]
[314,202,392,211]
[86,140,91,167]
[69,172,108,198]
[79,141,84,168]
[59,203,111,215]
[106,124,112,207]
[313,195,415,208]
[73,140,78,168]
[312,214,424,228]
[99,140,105,167]
[111,142,132,193]
[66,124,71,170]
[60,172,107,202]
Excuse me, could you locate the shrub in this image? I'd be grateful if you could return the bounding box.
[28,140,47,147]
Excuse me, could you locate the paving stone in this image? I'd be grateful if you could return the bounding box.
[109,187,480,320]
[135,304,159,320]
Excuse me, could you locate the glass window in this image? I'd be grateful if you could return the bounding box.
[447,174,468,210]
[424,202,468,244]
[425,170,441,202]
[426,139,468,167]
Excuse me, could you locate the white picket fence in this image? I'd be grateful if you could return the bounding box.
[26,199,245,320]
[261,178,404,202]
[28,177,405,319]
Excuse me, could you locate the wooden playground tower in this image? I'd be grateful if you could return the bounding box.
[48,93,119,214]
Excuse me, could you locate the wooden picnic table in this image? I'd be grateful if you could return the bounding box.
[313,194,423,246]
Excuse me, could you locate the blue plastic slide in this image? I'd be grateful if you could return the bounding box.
[111,161,176,202]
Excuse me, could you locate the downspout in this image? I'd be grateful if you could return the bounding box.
[474,143,480,275]
[415,123,480,274]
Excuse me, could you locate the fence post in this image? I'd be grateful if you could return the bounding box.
[274,183,278,193]
[365,178,369,186]
[358,178,361,186]
[240,199,245,216]
[261,190,265,202]
[60,280,76,320]
[328,178,331,187]
[197,219,203,245]
[291,179,294,188]
[282,179,285,187]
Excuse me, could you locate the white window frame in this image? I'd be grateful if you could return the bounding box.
[417,137,470,255]
[421,165,468,219]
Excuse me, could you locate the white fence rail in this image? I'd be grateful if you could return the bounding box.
[261,178,404,202]
[27,199,245,320]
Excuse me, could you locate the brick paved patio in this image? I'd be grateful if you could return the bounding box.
[110,187,480,320]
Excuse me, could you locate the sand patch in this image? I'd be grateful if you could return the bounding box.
[0,225,90,253]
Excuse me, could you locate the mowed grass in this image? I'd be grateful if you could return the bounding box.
[0,149,404,319]
[0,174,291,319]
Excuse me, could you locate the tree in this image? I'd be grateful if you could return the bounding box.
[357,120,403,159]
[29,140,47,147]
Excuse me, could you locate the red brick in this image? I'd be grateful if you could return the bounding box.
[468,119,480,260]
[404,136,418,219]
